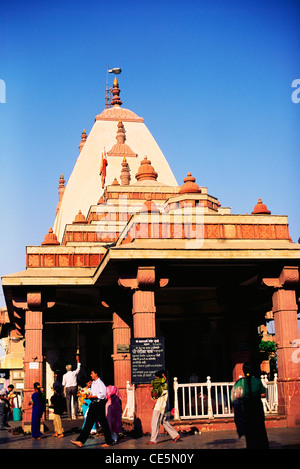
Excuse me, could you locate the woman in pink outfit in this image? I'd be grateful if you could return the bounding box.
[105,385,122,443]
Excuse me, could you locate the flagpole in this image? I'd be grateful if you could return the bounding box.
[105,67,122,108]
[105,68,109,108]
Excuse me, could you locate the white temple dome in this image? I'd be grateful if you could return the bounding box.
[53,78,177,241]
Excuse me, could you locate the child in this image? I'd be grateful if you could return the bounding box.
[50,386,65,438]
[78,380,97,434]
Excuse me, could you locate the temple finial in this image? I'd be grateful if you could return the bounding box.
[111,77,123,107]
[135,156,158,182]
[78,129,87,153]
[120,157,130,185]
[56,174,66,214]
[252,198,271,214]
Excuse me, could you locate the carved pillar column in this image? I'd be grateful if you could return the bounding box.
[24,293,43,427]
[12,291,55,430]
[132,268,156,434]
[263,266,300,426]
[112,312,131,403]
[132,267,157,337]
[118,267,163,337]
[118,266,168,433]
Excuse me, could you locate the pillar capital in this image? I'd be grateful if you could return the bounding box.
[137,266,155,289]
[262,266,299,289]
[118,266,169,291]
[12,290,55,312]
[27,291,42,310]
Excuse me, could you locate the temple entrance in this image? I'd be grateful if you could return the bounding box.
[44,321,114,389]
[79,322,114,386]
[158,315,232,384]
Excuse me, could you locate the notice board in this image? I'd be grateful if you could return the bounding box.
[130,337,165,384]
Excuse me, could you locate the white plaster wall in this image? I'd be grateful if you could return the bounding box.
[53,117,177,242]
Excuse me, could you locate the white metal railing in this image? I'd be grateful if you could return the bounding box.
[261,374,278,413]
[122,381,135,420]
[173,374,278,420]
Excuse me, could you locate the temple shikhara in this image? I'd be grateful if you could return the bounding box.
[1,73,300,433]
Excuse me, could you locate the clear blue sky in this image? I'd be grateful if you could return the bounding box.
[0,0,299,307]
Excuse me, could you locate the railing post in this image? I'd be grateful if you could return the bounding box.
[261,374,268,388]
[260,374,268,412]
[122,380,135,419]
[129,381,135,419]
[274,373,278,412]
[207,376,214,419]
[173,377,180,420]
[171,376,278,421]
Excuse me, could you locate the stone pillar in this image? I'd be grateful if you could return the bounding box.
[12,291,54,431]
[23,293,43,428]
[118,266,168,434]
[112,312,131,403]
[132,268,156,434]
[231,351,252,382]
[132,290,156,336]
[263,266,300,426]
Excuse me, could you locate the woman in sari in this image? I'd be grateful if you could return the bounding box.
[105,385,122,443]
[29,382,45,439]
[231,362,269,449]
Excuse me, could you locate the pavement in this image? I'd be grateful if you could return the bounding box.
[1,416,300,463]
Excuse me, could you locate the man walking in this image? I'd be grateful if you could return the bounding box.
[70,369,113,447]
[62,354,81,419]
[147,370,180,445]
[0,388,9,430]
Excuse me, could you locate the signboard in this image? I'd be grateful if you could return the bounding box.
[29,362,39,369]
[130,337,165,384]
[117,344,130,353]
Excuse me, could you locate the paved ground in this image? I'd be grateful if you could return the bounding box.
[1,417,300,462]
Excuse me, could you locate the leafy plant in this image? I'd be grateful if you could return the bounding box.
[259,340,276,354]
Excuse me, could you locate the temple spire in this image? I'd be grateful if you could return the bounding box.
[107,120,137,158]
[110,77,123,107]
[56,173,66,214]
[78,129,87,153]
[120,157,130,185]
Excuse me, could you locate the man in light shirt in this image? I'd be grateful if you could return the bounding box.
[62,354,81,419]
[71,369,113,447]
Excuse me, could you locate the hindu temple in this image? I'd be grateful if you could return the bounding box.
[1,74,300,433]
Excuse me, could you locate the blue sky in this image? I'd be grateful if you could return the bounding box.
[0,0,299,308]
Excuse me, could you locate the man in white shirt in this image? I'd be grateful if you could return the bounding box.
[62,354,81,419]
[70,369,113,447]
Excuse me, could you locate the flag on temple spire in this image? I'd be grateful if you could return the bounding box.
[100,149,108,188]
[108,68,122,74]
